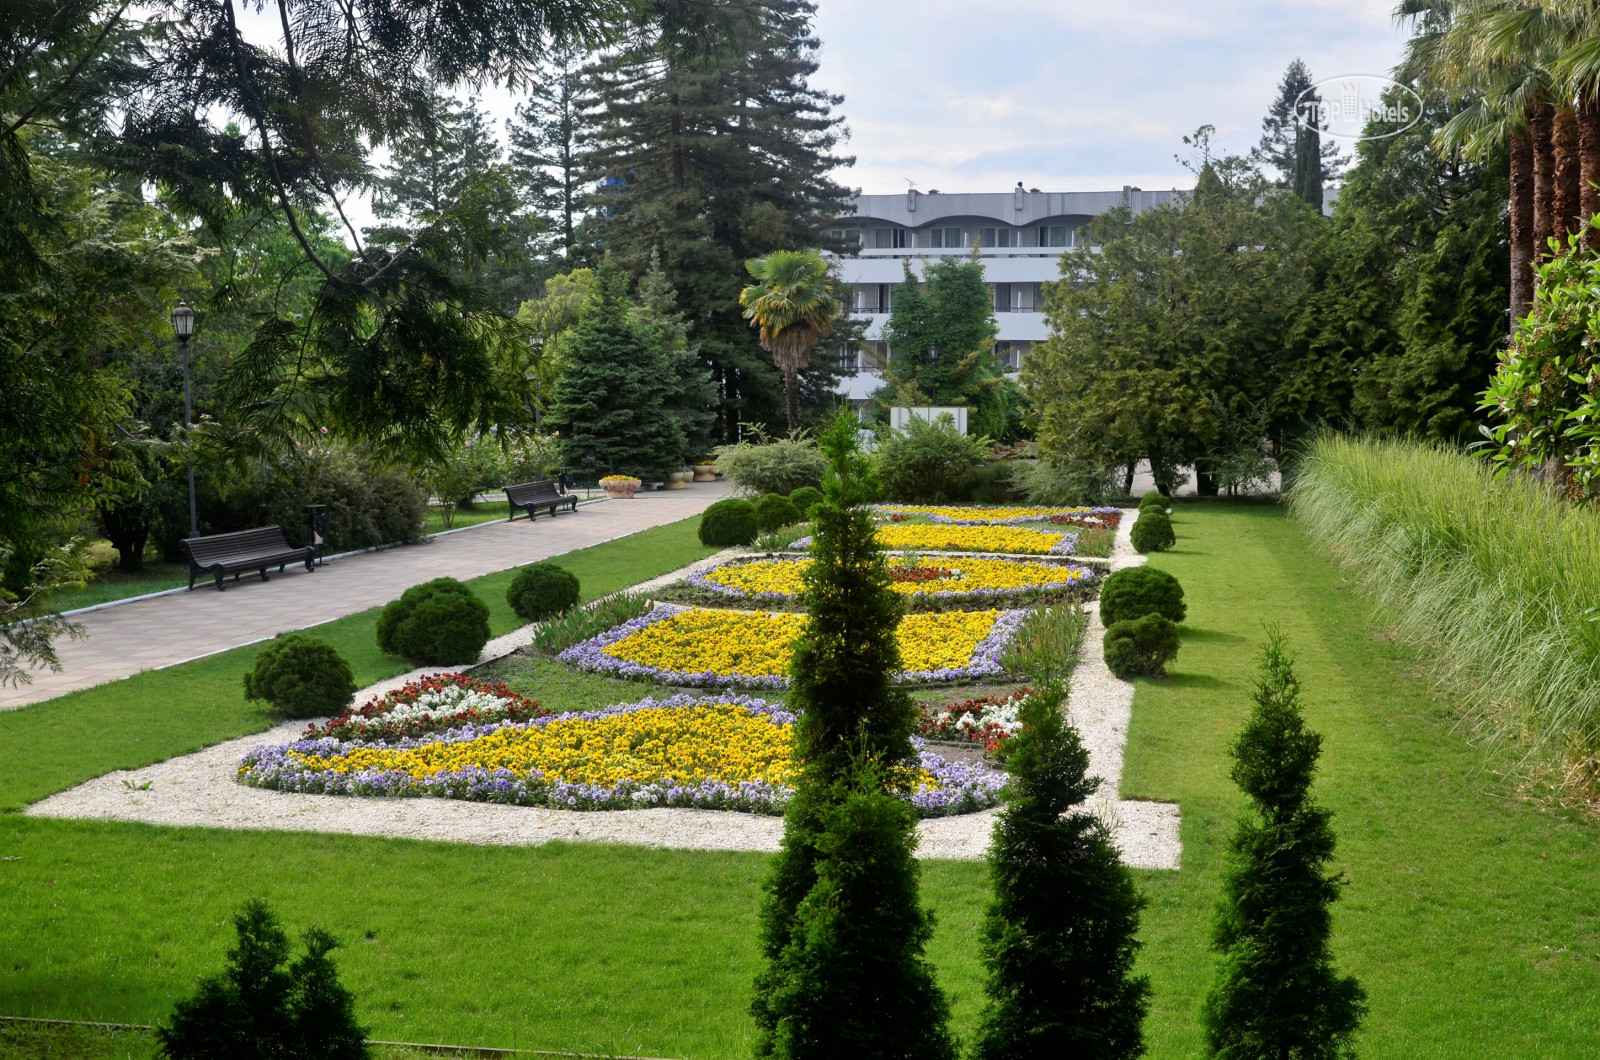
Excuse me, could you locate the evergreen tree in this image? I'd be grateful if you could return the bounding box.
[1293,121,1325,212]
[578,0,854,440]
[880,251,1007,435]
[1254,60,1344,188]
[508,49,590,265]
[544,260,686,479]
[1201,628,1366,1060]
[974,680,1150,1060]
[752,412,954,1059]
[635,250,719,460]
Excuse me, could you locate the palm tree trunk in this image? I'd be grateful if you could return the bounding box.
[1531,103,1556,265]
[1510,130,1534,327]
[1554,106,1581,248]
[1581,96,1600,251]
[784,368,801,433]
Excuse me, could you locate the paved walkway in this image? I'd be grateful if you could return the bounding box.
[3,484,729,710]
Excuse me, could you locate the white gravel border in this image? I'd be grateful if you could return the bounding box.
[28,522,1181,868]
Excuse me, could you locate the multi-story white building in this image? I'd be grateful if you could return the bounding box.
[824,184,1181,406]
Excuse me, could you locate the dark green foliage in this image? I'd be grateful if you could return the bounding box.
[531,593,652,655]
[156,898,367,1060]
[755,494,802,533]
[242,634,355,719]
[1130,511,1176,553]
[1103,614,1180,680]
[874,413,991,503]
[544,261,686,481]
[1138,493,1169,514]
[506,563,581,622]
[786,485,824,517]
[1255,59,1344,189]
[959,462,1020,504]
[974,682,1149,1059]
[753,412,953,1058]
[699,499,760,548]
[1100,567,1186,626]
[376,578,490,665]
[879,255,1010,431]
[1202,629,1366,1059]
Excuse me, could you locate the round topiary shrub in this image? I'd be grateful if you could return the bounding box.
[1130,509,1176,553]
[787,486,824,518]
[1103,613,1180,679]
[754,493,802,533]
[377,577,491,665]
[506,562,581,622]
[243,633,355,718]
[1099,566,1187,626]
[1139,492,1169,513]
[699,498,759,547]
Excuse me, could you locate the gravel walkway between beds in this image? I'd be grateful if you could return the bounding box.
[28,516,1181,868]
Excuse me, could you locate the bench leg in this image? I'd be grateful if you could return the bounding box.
[259,568,270,582]
[304,556,314,573]
[214,572,226,591]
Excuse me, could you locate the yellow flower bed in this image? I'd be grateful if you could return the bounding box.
[701,557,1090,598]
[896,610,1002,675]
[288,702,796,788]
[880,504,1093,523]
[874,523,1069,555]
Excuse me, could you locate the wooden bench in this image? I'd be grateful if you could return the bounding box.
[505,479,579,522]
[182,526,316,591]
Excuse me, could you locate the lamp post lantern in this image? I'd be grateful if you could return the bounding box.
[171,300,199,538]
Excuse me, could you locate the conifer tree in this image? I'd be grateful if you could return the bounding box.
[752,411,955,1060]
[881,252,1007,434]
[1254,60,1344,188]
[634,250,719,460]
[974,680,1150,1060]
[1201,628,1366,1060]
[543,260,686,480]
[508,48,590,265]
[578,0,854,439]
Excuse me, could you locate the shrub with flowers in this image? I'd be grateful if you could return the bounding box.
[875,504,1122,526]
[239,694,1005,817]
[687,556,1097,603]
[558,603,1027,686]
[306,674,546,742]
[918,688,1034,757]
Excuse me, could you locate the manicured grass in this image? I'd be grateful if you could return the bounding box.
[42,563,192,614]
[0,516,715,811]
[424,500,512,535]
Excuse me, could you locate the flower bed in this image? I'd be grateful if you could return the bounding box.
[307,674,547,742]
[876,504,1122,526]
[238,694,1005,817]
[790,524,1081,556]
[687,556,1097,602]
[1049,510,1123,529]
[558,603,1026,686]
[918,688,1033,755]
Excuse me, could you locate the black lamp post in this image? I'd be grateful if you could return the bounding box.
[926,343,939,406]
[171,300,198,538]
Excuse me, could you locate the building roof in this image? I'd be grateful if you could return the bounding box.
[842,186,1185,227]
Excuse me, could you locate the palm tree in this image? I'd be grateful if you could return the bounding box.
[740,249,840,432]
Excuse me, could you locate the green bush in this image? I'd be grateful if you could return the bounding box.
[242,633,355,719]
[1010,460,1115,505]
[699,498,759,547]
[1130,510,1176,553]
[1103,613,1180,679]
[1138,492,1169,513]
[1099,566,1186,626]
[754,493,802,533]
[787,485,824,517]
[531,593,652,655]
[376,578,490,665]
[713,433,829,496]
[506,562,581,622]
[874,413,990,503]
[957,461,1020,503]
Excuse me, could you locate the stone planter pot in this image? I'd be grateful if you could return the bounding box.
[602,480,639,499]
[664,470,691,490]
[692,464,717,482]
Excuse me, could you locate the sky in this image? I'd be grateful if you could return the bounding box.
[808,0,1414,196]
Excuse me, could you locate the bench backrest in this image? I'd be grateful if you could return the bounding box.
[184,525,295,563]
[506,480,562,503]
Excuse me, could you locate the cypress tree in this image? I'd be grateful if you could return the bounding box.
[1293,122,1325,212]
[973,681,1150,1060]
[579,0,854,439]
[543,260,686,480]
[752,411,955,1060]
[1201,628,1366,1059]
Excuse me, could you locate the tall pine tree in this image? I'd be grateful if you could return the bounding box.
[508,49,590,266]
[1254,59,1344,194]
[751,412,954,1060]
[578,0,854,440]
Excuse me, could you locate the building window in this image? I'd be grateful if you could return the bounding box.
[946,227,961,248]
[991,282,1012,313]
[979,227,995,248]
[997,227,1014,248]
[874,228,892,249]
[877,284,892,313]
[891,228,908,249]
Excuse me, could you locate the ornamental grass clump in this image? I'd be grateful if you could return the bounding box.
[531,593,651,655]
[699,498,760,547]
[752,410,955,1059]
[974,681,1149,1059]
[243,633,355,719]
[376,578,490,665]
[1201,628,1365,1058]
[1130,509,1175,553]
[755,493,802,533]
[1103,614,1180,679]
[157,898,367,1060]
[1099,567,1186,626]
[506,562,580,621]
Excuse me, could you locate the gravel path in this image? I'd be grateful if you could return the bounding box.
[28,516,1181,868]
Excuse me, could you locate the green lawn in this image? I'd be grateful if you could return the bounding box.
[4,504,1599,1057]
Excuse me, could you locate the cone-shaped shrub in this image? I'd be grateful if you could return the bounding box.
[1103,613,1180,679]
[752,410,954,1060]
[243,633,355,719]
[974,681,1149,1059]
[1099,566,1186,626]
[1201,628,1366,1059]
[1130,510,1175,553]
[506,562,580,621]
[157,898,367,1059]
[699,498,759,547]
[755,493,803,533]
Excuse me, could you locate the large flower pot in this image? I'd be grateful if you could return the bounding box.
[601,478,640,499]
[664,470,691,490]
[692,464,717,482]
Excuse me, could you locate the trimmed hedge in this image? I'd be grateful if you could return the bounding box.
[242,633,356,718]
[1138,493,1169,513]
[1103,613,1180,678]
[506,562,581,622]
[754,493,803,533]
[787,486,824,518]
[1099,567,1186,626]
[699,498,759,547]
[1131,510,1176,553]
[377,577,491,665]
